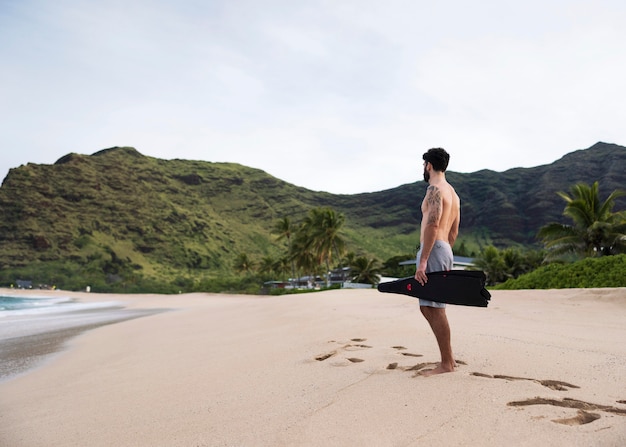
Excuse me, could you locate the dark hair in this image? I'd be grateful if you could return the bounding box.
[423,148,450,172]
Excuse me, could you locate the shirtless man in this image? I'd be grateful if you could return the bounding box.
[414,148,461,376]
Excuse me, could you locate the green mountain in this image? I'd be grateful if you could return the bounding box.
[0,142,624,288]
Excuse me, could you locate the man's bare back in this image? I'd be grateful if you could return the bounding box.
[416,178,460,276]
[420,180,460,247]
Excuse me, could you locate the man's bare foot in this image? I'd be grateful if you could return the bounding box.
[419,362,456,377]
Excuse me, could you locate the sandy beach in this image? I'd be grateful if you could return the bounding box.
[1,287,625,446]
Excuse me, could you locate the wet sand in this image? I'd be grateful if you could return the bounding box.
[0,305,165,382]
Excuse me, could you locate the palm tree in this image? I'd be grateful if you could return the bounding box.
[473,245,506,285]
[538,182,626,260]
[350,256,382,285]
[342,251,358,268]
[501,247,525,279]
[289,234,319,284]
[272,217,297,283]
[258,256,277,276]
[299,207,346,284]
[233,253,255,275]
[274,255,292,281]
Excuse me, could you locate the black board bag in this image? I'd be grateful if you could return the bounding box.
[377,270,491,307]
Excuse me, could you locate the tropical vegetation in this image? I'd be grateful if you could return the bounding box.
[227,207,359,291]
[349,256,383,284]
[495,254,626,289]
[472,246,545,286]
[293,207,346,283]
[537,182,626,260]
[262,207,382,288]
[474,181,625,287]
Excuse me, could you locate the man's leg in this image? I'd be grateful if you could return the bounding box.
[420,306,456,376]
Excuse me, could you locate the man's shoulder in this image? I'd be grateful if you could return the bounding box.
[434,179,456,192]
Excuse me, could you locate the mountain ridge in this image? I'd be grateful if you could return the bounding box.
[0,142,624,285]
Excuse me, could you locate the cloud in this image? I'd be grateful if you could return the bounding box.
[1,0,625,193]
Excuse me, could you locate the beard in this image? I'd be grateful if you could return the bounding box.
[423,168,430,183]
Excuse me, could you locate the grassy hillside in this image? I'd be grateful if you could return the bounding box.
[0,147,422,290]
[0,143,624,292]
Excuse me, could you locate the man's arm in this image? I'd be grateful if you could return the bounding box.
[415,185,442,285]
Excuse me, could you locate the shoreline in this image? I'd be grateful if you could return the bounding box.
[0,288,169,382]
[0,308,167,383]
[1,287,625,446]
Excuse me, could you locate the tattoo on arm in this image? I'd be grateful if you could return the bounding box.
[426,185,441,225]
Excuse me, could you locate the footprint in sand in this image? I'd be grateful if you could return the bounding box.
[347,358,364,363]
[401,352,423,358]
[472,373,626,426]
[388,346,467,374]
[386,359,467,376]
[344,344,372,351]
[314,338,371,364]
[404,362,438,373]
[315,351,337,361]
[508,397,626,425]
[315,339,463,374]
[470,373,579,391]
[553,410,601,426]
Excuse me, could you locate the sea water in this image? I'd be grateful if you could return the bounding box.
[0,295,74,316]
[0,294,128,320]
[0,293,144,382]
[0,294,126,338]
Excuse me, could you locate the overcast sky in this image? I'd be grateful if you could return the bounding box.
[1,1,624,194]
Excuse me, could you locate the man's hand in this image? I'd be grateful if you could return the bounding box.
[415,260,428,286]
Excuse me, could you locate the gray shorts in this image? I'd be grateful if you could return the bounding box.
[416,240,453,308]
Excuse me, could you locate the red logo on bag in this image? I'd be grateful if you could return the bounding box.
[407,284,412,291]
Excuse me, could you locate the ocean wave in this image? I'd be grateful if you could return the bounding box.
[0,296,124,318]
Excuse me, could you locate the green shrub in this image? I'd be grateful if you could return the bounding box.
[495,254,626,289]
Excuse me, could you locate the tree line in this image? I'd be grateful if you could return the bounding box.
[475,181,625,285]
[235,181,625,289]
[234,207,382,287]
